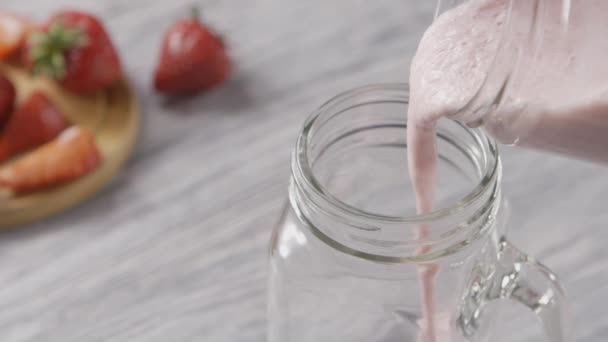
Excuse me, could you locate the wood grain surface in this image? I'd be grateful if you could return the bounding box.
[1,1,606,341]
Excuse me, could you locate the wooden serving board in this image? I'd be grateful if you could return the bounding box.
[0,63,140,228]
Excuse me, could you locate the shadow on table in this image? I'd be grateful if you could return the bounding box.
[157,74,257,116]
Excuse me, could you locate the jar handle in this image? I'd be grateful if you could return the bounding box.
[491,237,571,341]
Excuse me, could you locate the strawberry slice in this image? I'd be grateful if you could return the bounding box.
[0,91,68,163]
[0,12,31,60]
[0,126,101,195]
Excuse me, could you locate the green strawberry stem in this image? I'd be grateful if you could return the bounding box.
[190,6,201,22]
[28,20,89,80]
[187,6,227,47]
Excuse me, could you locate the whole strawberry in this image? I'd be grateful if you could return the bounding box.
[154,9,231,95]
[23,11,122,94]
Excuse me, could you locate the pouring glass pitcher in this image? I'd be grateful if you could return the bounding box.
[267,84,569,341]
[427,0,608,163]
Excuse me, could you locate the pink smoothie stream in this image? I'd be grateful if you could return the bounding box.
[408,0,608,341]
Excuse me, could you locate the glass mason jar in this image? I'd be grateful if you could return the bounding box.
[268,84,570,342]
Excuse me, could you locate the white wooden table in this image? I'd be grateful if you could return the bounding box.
[1,0,606,341]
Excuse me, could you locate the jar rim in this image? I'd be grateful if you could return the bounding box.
[292,83,500,226]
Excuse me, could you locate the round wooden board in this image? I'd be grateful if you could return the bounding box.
[0,63,140,228]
